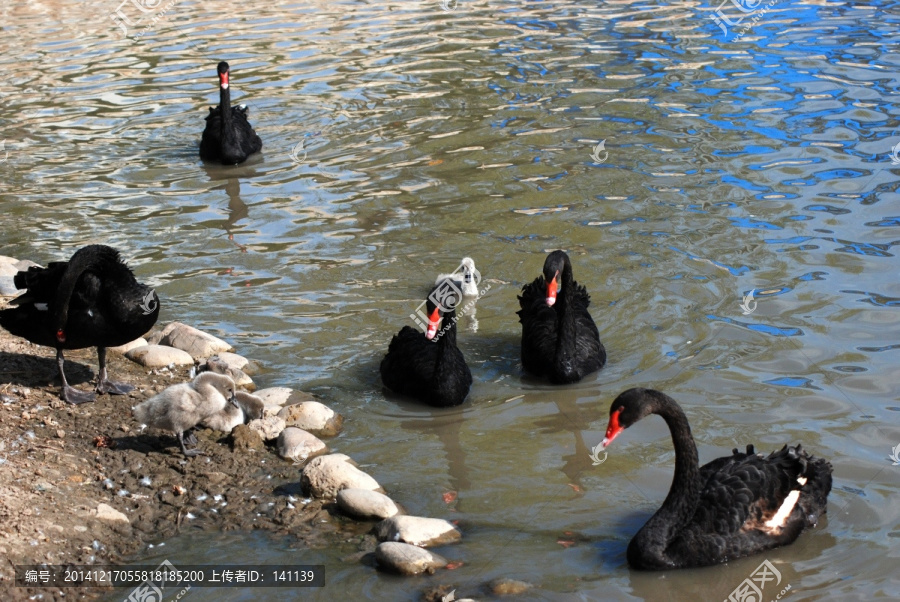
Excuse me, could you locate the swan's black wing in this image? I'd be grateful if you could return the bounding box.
[0,247,158,350]
[660,444,832,567]
[199,106,223,160]
[200,105,262,164]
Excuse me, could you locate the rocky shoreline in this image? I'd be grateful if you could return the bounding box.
[0,255,521,602]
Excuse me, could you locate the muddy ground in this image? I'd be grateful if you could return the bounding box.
[0,301,380,601]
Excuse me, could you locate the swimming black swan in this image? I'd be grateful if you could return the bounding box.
[517,250,605,383]
[379,283,472,407]
[601,388,832,570]
[199,61,263,164]
[0,245,160,404]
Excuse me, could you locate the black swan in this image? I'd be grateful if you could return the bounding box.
[517,250,605,383]
[0,245,160,404]
[380,282,472,407]
[601,388,832,570]
[199,61,263,165]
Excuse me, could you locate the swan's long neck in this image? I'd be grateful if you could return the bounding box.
[432,310,457,380]
[630,394,701,565]
[53,247,113,338]
[220,78,232,129]
[553,261,577,369]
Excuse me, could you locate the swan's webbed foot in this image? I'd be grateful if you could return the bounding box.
[178,431,204,457]
[57,350,95,404]
[96,350,134,395]
[97,379,134,395]
[183,429,198,447]
[62,385,96,405]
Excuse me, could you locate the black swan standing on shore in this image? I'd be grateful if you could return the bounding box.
[517,250,605,383]
[601,388,832,570]
[380,281,472,407]
[199,61,262,164]
[0,245,160,404]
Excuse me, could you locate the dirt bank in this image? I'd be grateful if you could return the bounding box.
[0,299,372,601]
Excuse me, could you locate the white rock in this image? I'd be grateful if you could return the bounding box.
[0,262,18,277]
[255,387,293,411]
[14,260,40,271]
[148,322,232,361]
[208,352,258,375]
[0,276,17,297]
[108,338,148,354]
[301,453,381,498]
[278,401,343,437]
[0,255,16,267]
[375,542,447,576]
[374,515,461,547]
[125,345,195,367]
[255,387,316,413]
[277,427,327,463]
[248,415,286,440]
[95,503,129,523]
[337,488,399,520]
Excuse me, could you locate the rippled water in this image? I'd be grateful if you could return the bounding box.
[2,0,899,600]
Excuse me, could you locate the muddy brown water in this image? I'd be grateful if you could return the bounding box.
[1,0,899,600]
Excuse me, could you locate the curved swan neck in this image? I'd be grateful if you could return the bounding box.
[554,258,576,350]
[631,392,701,559]
[53,247,108,334]
[432,309,458,375]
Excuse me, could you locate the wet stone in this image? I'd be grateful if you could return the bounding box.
[490,578,533,596]
[277,401,343,437]
[277,427,327,463]
[374,515,461,547]
[148,322,233,361]
[375,542,448,576]
[207,352,259,375]
[301,454,381,499]
[336,488,399,521]
[248,415,286,440]
[231,424,264,451]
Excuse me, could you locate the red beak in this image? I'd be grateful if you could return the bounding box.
[219,71,229,89]
[546,273,559,306]
[601,407,624,448]
[56,329,66,343]
[426,307,441,340]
